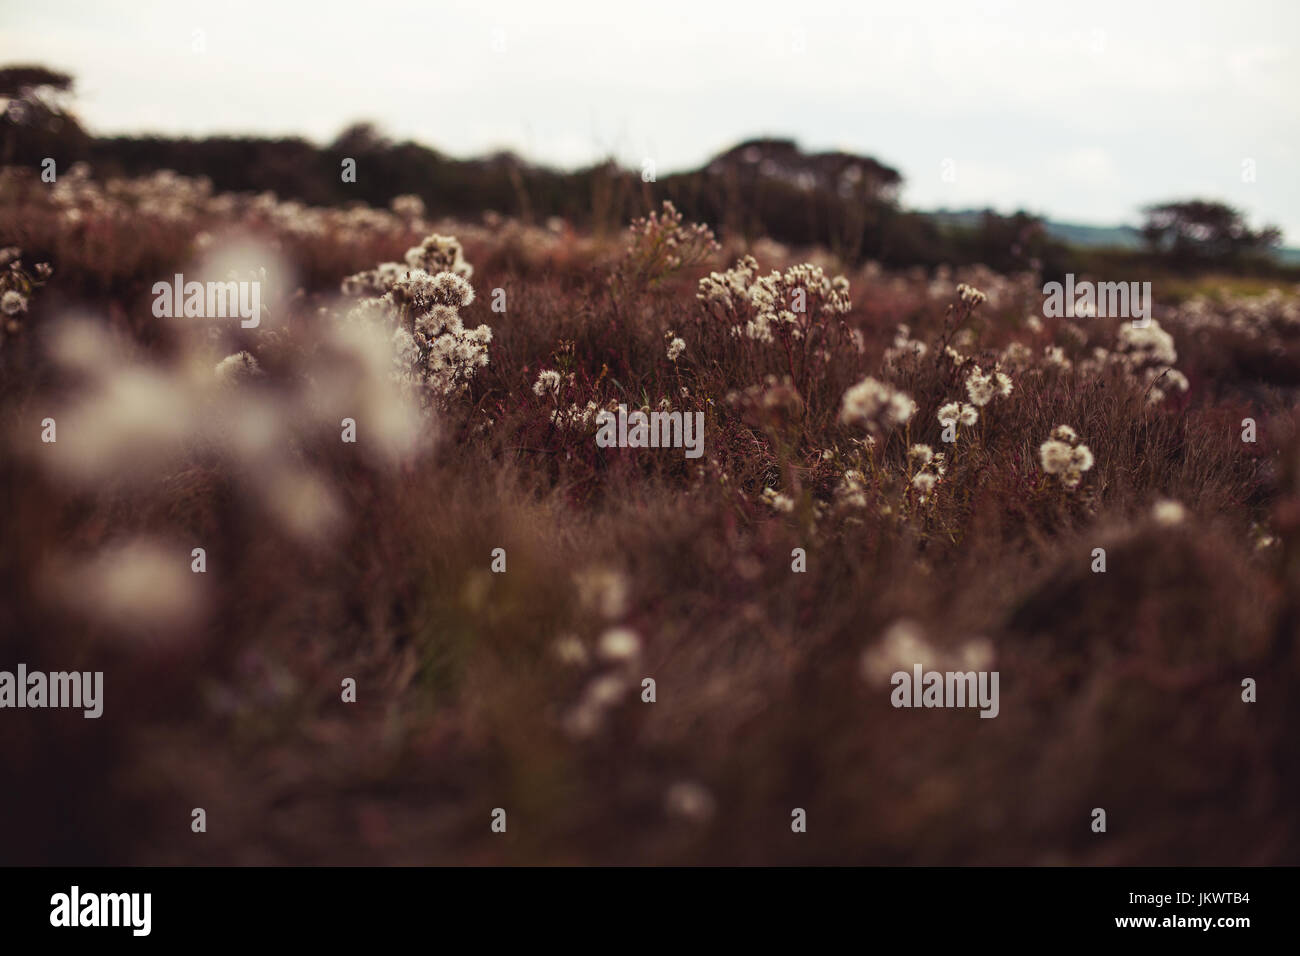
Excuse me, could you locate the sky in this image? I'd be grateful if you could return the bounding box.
[5,0,1298,239]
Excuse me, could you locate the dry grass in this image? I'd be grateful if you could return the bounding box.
[2,177,1298,865]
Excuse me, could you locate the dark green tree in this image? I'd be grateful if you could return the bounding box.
[1141,199,1281,264]
[0,64,88,165]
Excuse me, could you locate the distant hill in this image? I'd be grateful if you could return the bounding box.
[930,207,1300,265]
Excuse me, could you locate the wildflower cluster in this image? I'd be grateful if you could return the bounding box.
[860,619,994,686]
[761,487,796,512]
[956,282,988,307]
[1173,287,1300,340]
[28,313,423,554]
[963,364,1014,407]
[1152,498,1188,527]
[1114,318,1188,402]
[839,376,917,434]
[0,246,53,343]
[937,400,979,431]
[1038,425,1094,490]
[618,200,719,289]
[884,323,929,366]
[403,233,475,280]
[834,469,870,510]
[533,369,564,398]
[698,256,851,343]
[342,234,491,404]
[725,376,805,432]
[15,163,416,250]
[558,561,642,739]
[551,399,618,431]
[907,443,947,501]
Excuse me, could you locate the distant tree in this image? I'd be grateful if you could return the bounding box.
[1141,200,1282,264]
[0,64,88,164]
[0,65,73,97]
[329,122,390,155]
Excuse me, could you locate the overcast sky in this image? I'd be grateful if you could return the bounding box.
[6,0,1298,239]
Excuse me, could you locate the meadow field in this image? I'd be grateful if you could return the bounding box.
[1,164,1298,865]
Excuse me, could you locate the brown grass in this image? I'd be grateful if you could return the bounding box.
[2,182,1298,865]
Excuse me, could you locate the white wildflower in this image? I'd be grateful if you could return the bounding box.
[839,376,916,433]
[403,233,473,279]
[1152,498,1187,527]
[1044,345,1072,371]
[965,365,996,406]
[1,290,27,316]
[553,634,588,665]
[597,627,642,662]
[533,369,562,397]
[214,351,262,386]
[1039,425,1093,490]
[1039,440,1074,475]
[762,487,795,513]
[665,781,716,822]
[861,619,935,684]
[574,568,630,620]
